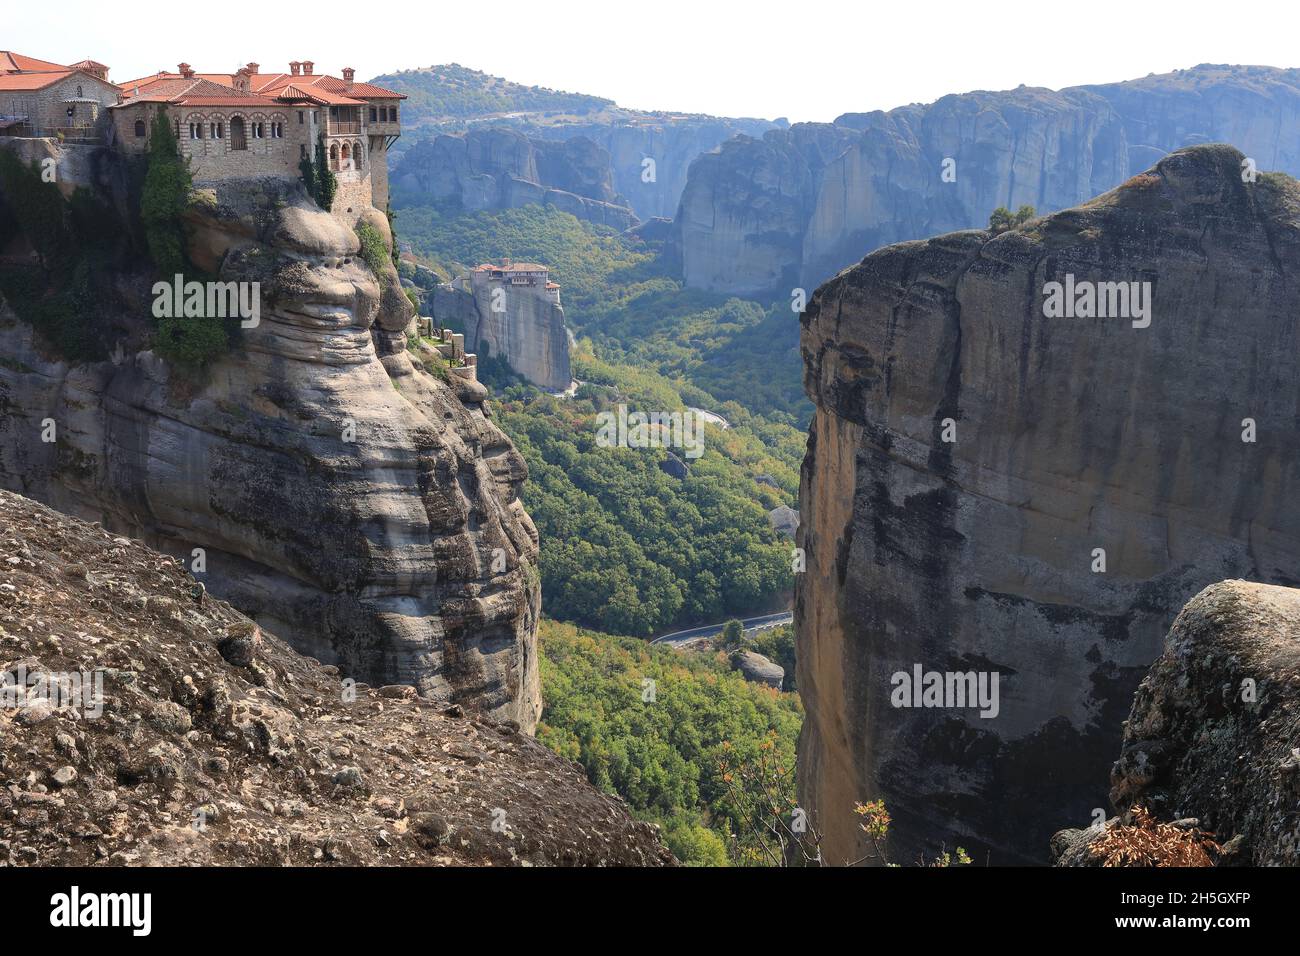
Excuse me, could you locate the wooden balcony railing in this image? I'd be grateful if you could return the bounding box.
[329,120,362,135]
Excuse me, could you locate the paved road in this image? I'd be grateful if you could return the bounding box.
[649,611,793,647]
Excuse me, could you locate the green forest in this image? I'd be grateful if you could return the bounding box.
[395,197,811,864]
[537,619,803,866]
[395,201,807,637]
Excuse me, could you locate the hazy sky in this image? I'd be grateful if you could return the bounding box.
[9,0,1297,122]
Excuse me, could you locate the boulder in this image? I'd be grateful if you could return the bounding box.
[730,650,784,690]
[659,452,689,480]
[767,505,798,538]
[1054,581,1300,867]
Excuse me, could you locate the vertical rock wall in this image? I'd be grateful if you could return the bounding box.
[796,146,1300,863]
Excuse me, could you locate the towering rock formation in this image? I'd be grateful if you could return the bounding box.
[674,125,862,297]
[1053,580,1300,867]
[392,128,639,229]
[675,65,1300,297]
[0,168,543,730]
[430,263,571,391]
[795,145,1300,864]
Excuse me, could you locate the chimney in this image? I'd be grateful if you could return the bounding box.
[289,60,301,76]
[302,60,314,76]
[178,62,194,79]
[342,67,355,84]
[246,62,260,74]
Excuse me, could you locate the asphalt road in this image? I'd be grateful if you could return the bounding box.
[649,610,793,647]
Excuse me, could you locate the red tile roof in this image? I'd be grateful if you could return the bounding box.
[113,77,280,109]
[0,71,75,91]
[0,51,70,73]
[113,62,404,108]
[249,74,291,93]
[314,75,405,99]
[174,96,284,108]
[275,83,364,106]
[117,71,175,90]
[474,262,550,273]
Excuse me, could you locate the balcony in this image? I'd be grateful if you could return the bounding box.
[329,120,362,135]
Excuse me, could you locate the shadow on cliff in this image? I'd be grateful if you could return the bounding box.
[0,142,543,730]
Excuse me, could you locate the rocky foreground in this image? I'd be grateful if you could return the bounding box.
[0,490,672,866]
[1054,580,1300,867]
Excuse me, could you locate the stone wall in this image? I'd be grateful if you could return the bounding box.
[1,73,118,137]
[368,135,391,211]
[332,176,373,225]
[179,110,301,180]
[111,101,392,224]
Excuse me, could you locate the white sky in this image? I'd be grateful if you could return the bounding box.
[8,0,1297,123]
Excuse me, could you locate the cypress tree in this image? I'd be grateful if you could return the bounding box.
[139,108,191,278]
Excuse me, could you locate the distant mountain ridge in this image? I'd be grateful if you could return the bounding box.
[370,63,617,129]
[671,63,1300,296]
[373,63,780,221]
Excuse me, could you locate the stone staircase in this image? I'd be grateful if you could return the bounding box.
[416,317,477,381]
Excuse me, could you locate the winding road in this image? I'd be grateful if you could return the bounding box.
[649,611,793,648]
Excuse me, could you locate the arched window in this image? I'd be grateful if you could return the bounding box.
[354,142,363,170]
[341,142,351,168]
[134,119,146,137]
[76,85,83,97]
[329,143,339,171]
[230,116,247,150]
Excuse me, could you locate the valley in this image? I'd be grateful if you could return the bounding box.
[1,37,1297,882]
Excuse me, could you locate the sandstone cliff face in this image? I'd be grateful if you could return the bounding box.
[1082,65,1300,176]
[0,173,543,730]
[0,490,671,866]
[677,65,1300,296]
[795,145,1300,864]
[431,280,571,392]
[393,128,638,230]
[529,116,780,221]
[674,126,857,297]
[1052,581,1300,867]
